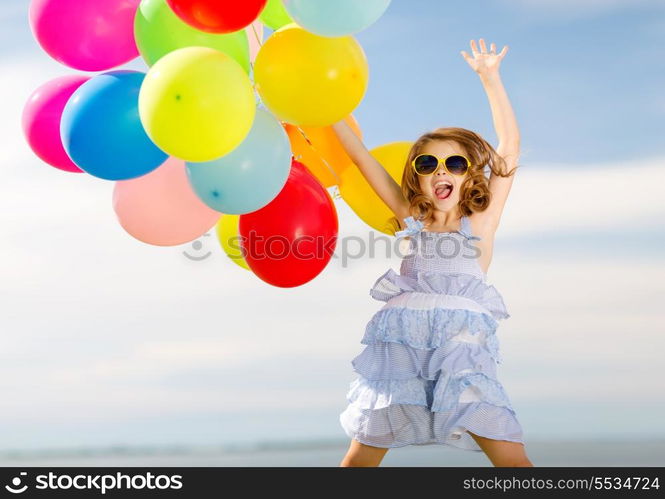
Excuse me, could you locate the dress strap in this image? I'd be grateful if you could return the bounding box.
[459,215,481,241]
[395,216,424,238]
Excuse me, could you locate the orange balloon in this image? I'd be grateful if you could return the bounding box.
[284,115,362,188]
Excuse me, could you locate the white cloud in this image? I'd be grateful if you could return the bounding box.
[498,156,665,235]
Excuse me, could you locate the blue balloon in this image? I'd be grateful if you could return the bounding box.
[186,108,291,214]
[283,0,391,37]
[61,70,168,180]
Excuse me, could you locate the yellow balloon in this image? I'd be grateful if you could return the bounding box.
[254,24,368,126]
[339,141,414,235]
[139,46,256,162]
[215,214,250,271]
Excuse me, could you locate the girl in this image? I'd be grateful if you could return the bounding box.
[332,39,532,467]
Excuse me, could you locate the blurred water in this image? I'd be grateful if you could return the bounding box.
[1,439,664,467]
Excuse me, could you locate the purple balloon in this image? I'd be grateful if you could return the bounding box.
[29,0,141,72]
[22,75,90,172]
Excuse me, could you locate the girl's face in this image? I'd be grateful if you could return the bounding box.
[416,140,467,210]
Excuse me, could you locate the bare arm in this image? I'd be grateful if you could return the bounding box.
[461,39,520,232]
[332,120,410,223]
[480,71,520,229]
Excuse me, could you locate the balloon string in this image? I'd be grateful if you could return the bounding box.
[294,126,342,188]
[248,23,260,88]
[248,22,343,198]
[249,22,262,63]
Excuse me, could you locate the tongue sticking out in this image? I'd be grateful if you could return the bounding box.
[435,185,452,200]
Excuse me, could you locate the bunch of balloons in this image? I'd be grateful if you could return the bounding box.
[23,0,394,287]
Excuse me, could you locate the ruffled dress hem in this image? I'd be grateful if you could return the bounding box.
[339,400,524,451]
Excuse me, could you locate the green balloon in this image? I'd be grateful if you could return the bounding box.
[259,0,293,30]
[135,0,250,73]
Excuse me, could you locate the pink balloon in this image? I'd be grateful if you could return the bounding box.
[29,0,141,71]
[246,20,264,63]
[113,157,221,246]
[22,75,90,173]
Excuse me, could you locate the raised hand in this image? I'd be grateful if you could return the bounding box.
[461,38,508,77]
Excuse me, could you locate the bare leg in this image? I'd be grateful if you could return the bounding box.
[469,432,534,467]
[339,438,390,467]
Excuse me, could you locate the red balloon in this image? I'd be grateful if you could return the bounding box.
[166,0,267,33]
[239,159,338,288]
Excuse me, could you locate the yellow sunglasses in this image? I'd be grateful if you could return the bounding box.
[411,153,471,176]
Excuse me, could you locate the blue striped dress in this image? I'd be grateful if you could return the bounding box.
[339,215,524,451]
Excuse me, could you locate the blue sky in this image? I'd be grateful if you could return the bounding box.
[353,0,665,164]
[1,0,664,454]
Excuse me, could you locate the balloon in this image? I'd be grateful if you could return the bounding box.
[186,108,291,214]
[216,214,250,270]
[259,0,292,30]
[283,0,391,37]
[139,47,256,162]
[22,75,90,172]
[135,0,250,72]
[247,20,263,63]
[284,114,362,188]
[254,25,368,127]
[113,157,220,246]
[339,141,413,235]
[239,159,338,288]
[61,71,168,181]
[166,0,267,33]
[29,0,140,71]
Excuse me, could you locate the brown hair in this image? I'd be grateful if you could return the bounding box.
[388,127,520,234]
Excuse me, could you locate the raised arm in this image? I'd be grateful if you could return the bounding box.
[461,39,520,231]
[331,120,410,223]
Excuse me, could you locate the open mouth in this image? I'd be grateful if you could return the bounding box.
[434,181,453,200]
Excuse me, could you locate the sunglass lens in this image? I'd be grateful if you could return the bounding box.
[445,155,469,175]
[414,155,439,175]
